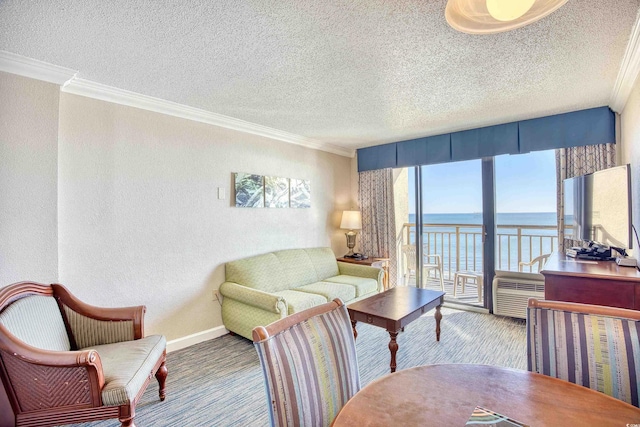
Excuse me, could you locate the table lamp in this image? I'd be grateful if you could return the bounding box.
[340,210,362,257]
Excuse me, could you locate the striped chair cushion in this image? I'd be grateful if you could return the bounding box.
[254,303,360,427]
[0,295,71,351]
[63,305,135,348]
[527,306,640,406]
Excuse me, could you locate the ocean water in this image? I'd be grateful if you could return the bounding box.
[409,212,557,227]
[406,212,558,272]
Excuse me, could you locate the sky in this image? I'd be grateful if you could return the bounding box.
[407,149,557,214]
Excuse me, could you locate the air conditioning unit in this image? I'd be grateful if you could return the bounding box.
[492,270,545,319]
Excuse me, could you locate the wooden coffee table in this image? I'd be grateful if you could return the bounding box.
[347,287,445,373]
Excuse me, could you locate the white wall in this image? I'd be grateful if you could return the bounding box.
[0,71,354,344]
[620,75,640,260]
[56,93,352,341]
[0,72,59,285]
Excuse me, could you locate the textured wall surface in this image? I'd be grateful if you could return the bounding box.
[621,77,640,259]
[57,93,352,340]
[0,1,637,148]
[0,72,59,285]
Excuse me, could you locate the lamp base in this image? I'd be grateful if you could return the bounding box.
[345,231,357,256]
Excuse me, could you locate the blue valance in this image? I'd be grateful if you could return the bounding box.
[518,107,615,153]
[396,133,451,167]
[451,122,519,161]
[357,106,615,172]
[357,142,397,171]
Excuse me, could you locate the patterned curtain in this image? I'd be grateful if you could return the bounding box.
[556,143,616,252]
[358,169,397,288]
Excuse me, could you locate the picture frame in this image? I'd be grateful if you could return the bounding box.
[290,179,311,208]
[234,173,264,208]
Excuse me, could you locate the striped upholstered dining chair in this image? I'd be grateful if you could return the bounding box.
[253,298,360,427]
[527,298,640,407]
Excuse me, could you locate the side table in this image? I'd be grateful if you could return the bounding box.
[337,256,390,290]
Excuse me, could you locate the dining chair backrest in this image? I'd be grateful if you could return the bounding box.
[527,298,640,407]
[252,298,360,427]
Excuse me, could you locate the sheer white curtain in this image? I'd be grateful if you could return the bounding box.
[556,143,616,252]
[358,169,397,288]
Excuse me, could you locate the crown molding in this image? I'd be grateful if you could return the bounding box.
[0,50,77,85]
[0,50,354,158]
[610,11,640,113]
[61,78,354,157]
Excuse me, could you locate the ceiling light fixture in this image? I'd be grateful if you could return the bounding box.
[445,0,569,34]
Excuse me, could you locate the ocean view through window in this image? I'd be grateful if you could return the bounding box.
[399,149,557,303]
[406,212,557,272]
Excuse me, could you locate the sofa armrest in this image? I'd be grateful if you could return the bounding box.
[220,282,286,314]
[337,262,385,292]
[52,283,145,347]
[0,327,105,407]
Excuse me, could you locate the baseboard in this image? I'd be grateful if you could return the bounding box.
[443,301,489,314]
[166,325,229,353]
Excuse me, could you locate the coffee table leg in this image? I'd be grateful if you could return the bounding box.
[389,331,399,373]
[435,305,442,341]
[351,320,358,341]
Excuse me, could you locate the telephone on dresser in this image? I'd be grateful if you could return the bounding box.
[345,253,368,260]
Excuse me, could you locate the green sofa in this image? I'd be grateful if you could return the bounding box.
[220,247,383,339]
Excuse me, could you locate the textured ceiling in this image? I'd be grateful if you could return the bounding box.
[1,0,639,151]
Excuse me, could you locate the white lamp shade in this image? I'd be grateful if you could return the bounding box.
[445,0,568,34]
[340,210,362,230]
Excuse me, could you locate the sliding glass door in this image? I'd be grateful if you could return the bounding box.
[404,159,493,308]
[397,149,557,311]
[494,150,558,272]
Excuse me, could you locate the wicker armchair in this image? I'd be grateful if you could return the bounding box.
[0,282,167,427]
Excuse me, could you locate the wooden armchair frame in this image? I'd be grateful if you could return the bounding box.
[0,282,167,427]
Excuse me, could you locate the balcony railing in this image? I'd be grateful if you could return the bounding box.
[401,222,559,280]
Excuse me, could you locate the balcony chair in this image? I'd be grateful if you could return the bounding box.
[253,298,360,427]
[518,253,550,273]
[527,298,640,407]
[401,244,444,290]
[0,282,167,427]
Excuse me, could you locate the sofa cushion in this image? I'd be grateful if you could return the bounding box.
[273,290,328,315]
[226,253,291,292]
[89,335,166,406]
[274,250,319,287]
[295,282,356,303]
[324,275,378,297]
[304,247,340,279]
[0,295,71,351]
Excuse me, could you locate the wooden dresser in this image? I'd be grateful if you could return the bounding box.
[541,252,640,310]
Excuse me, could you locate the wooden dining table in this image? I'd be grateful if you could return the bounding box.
[331,364,640,426]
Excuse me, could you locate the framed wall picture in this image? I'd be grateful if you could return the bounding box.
[234,173,264,207]
[265,176,289,208]
[290,179,311,208]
